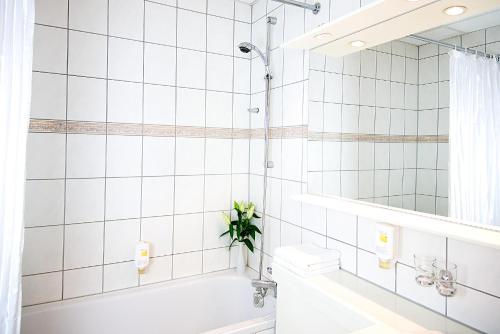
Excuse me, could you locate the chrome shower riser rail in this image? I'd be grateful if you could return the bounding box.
[271,0,320,14]
[258,16,276,282]
[408,34,500,60]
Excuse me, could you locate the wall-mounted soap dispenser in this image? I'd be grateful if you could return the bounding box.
[375,223,398,269]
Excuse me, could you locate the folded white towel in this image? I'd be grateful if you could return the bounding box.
[273,257,340,277]
[274,244,341,269]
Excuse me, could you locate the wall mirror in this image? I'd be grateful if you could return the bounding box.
[306,8,500,228]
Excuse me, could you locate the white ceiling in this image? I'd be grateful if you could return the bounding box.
[403,9,500,45]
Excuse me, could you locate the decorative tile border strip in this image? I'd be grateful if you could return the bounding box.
[29,120,448,143]
[67,121,106,135]
[250,126,307,139]
[309,131,449,143]
[29,119,66,133]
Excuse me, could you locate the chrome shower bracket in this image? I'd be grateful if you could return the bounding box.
[248,107,260,114]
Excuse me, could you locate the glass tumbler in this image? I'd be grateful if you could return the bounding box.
[414,254,436,286]
[433,260,457,297]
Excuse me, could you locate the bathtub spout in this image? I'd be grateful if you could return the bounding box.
[252,279,277,298]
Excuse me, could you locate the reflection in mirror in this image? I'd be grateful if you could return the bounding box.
[307,11,500,222]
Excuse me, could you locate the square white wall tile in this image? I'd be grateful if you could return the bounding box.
[103,261,138,292]
[207,53,233,92]
[175,138,205,175]
[107,81,143,123]
[64,222,104,269]
[326,210,357,246]
[23,226,63,275]
[104,219,140,264]
[173,251,202,278]
[68,31,107,78]
[144,43,176,85]
[33,25,67,74]
[24,180,64,227]
[144,84,176,125]
[205,139,232,174]
[209,0,235,19]
[142,176,174,217]
[145,2,176,45]
[63,266,103,298]
[203,248,230,273]
[106,135,142,177]
[141,216,174,257]
[206,91,233,128]
[173,213,203,253]
[176,88,206,127]
[109,0,143,40]
[177,48,206,90]
[177,9,206,51]
[108,38,143,82]
[204,175,231,211]
[31,72,66,120]
[67,76,107,122]
[69,0,107,34]
[105,177,141,220]
[26,133,66,179]
[67,134,106,178]
[143,137,175,176]
[22,272,62,306]
[207,15,234,56]
[65,178,105,224]
[140,256,172,285]
[36,0,68,28]
[175,176,204,214]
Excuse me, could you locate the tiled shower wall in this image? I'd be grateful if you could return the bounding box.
[23,0,253,306]
[248,0,500,333]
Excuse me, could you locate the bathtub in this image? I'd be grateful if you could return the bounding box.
[21,270,275,334]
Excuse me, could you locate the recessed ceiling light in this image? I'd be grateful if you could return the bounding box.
[443,6,466,16]
[314,33,333,40]
[350,40,366,47]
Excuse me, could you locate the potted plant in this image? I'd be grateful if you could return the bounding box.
[220,201,262,273]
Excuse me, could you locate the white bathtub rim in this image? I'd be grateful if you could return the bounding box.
[201,314,275,334]
[22,268,260,314]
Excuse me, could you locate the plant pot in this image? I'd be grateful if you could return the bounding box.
[236,242,248,274]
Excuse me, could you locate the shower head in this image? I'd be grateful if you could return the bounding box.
[238,42,253,54]
[237,42,267,66]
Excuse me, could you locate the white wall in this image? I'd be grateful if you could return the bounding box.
[23,0,252,305]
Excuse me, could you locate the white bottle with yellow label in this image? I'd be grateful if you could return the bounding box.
[135,241,150,274]
[375,223,397,269]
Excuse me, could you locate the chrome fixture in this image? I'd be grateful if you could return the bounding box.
[408,34,500,60]
[237,16,277,308]
[252,279,277,308]
[271,0,321,14]
[248,107,260,113]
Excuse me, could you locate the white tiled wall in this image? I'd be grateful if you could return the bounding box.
[24,0,252,305]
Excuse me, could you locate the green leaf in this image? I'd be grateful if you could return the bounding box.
[229,223,234,239]
[229,238,238,250]
[243,239,254,252]
[253,213,261,219]
[220,230,230,238]
[250,229,256,240]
